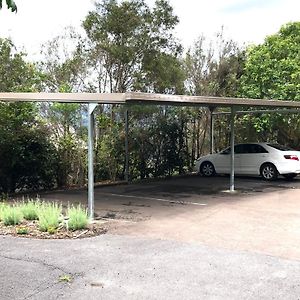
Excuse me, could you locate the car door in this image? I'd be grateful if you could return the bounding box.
[238,144,269,175]
[233,144,247,174]
[213,147,231,173]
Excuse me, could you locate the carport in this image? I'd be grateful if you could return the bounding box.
[1,91,300,218]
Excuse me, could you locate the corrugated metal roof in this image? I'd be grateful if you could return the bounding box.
[0,92,300,108]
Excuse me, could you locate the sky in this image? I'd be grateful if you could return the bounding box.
[0,0,299,59]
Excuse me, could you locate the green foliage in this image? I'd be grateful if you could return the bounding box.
[20,199,40,220]
[0,0,17,12]
[37,202,62,232]
[59,274,73,283]
[83,0,183,93]
[0,39,57,193]
[240,22,300,100]
[1,205,22,226]
[16,226,29,235]
[238,22,300,146]
[0,202,7,221]
[45,102,85,187]
[0,103,58,193]
[185,31,245,97]
[0,39,40,92]
[67,204,88,231]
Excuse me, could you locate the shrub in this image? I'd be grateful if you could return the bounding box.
[20,199,40,220]
[1,205,23,226]
[38,202,62,232]
[67,204,88,231]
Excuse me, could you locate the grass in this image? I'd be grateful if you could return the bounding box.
[67,204,88,231]
[0,203,8,221]
[0,199,90,235]
[20,199,40,220]
[38,202,62,232]
[1,205,23,226]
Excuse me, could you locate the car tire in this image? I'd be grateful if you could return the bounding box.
[200,161,215,177]
[260,163,278,181]
[283,173,297,180]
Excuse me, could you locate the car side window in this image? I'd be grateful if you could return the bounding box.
[250,144,268,154]
[220,147,231,154]
[234,144,247,154]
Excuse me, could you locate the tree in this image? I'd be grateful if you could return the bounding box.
[185,30,245,97]
[184,31,245,155]
[82,0,184,93]
[81,0,185,182]
[240,22,300,100]
[39,28,89,93]
[0,39,58,193]
[0,103,58,193]
[0,0,17,12]
[238,22,300,147]
[0,39,40,92]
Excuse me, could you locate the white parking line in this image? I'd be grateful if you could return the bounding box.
[98,192,207,206]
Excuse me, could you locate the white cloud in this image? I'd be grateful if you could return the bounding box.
[0,0,299,57]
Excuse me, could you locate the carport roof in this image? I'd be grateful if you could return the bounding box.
[1,92,300,108]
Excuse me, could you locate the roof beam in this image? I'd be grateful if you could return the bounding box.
[0,92,300,109]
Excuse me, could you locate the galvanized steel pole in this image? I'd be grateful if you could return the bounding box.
[88,103,97,220]
[125,108,129,182]
[230,107,235,192]
[209,107,215,154]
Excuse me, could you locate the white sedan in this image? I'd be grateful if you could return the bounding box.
[194,143,300,180]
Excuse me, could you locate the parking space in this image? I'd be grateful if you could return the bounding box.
[42,175,300,260]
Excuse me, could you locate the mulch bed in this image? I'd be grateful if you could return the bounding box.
[0,220,108,239]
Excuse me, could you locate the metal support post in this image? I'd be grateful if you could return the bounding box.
[230,107,235,192]
[209,107,215,154]
[88,103,98,220]
[125,108,129,182]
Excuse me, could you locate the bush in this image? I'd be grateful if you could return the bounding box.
[1,205,23,226]
[20,199,40,220]
[38,202,62,232]
[67,204,88,231]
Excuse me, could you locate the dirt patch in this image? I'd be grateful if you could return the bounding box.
[0,220,108,239]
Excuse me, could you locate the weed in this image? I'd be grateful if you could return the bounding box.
[47,225,57,234]
[16,226,29,235]
[38,202,62,232]
[59,274,73,283]
[67,204,88,231]
[2,205,23,226]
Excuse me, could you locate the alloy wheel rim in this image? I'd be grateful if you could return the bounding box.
[203,164,213,176]
[263,166,274,179]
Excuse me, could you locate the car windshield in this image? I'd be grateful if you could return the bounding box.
[267,144,295,151]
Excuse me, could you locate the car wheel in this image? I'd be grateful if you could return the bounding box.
[200,161,215,177]
[283,173,297,180]
[260,163,278,181]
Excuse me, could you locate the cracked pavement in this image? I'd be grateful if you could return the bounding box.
[1,234,300,299]
[3,176,300,299]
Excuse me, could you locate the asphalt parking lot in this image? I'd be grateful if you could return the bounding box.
[2,174,300,299]
[41,174,300,260]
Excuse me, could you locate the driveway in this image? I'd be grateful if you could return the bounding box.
[2,175,300,299]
